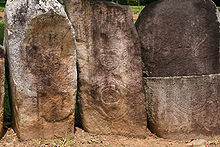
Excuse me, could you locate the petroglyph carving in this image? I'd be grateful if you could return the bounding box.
[91,81,128,122]
[65,0,147,137]
[98,49,120,71]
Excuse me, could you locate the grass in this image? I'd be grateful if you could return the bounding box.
[33,136,76,146]
[0,6,4,11]
[0,2,5,11]
[129,6,145,13]
[218,7,220,11]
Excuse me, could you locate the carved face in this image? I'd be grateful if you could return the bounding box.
[98,49,120,71]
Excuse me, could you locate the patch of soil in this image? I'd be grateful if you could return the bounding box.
[133,12,140,22]
[0,11,4,19]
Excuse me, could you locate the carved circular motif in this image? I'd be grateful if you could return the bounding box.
[91,81,128,122]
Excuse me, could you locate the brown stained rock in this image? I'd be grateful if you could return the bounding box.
[4,0,77,140]
[136,0,220,77]
[144,74,220,139]
[0,45,4,139]
[65,0,147,138]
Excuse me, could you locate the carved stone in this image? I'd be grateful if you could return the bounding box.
[4,0,77,140]
[0,45,5,138]
[144,74,220,139]
[136,0,220,77]
[65,0,147,137]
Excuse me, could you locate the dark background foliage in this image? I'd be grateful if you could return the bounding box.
[108,0,219,6]
[0,0,219,6]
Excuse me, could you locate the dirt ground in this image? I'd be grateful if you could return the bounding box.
[0,11,4,19]
[0,127,187,147]
[133,13,140,22]
[0,127,219,147]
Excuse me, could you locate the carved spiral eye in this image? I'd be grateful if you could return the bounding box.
[100,85,121,104]
[91,82,128,122]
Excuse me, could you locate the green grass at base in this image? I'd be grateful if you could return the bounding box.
[218,7,220,11]
[129,6,145,13]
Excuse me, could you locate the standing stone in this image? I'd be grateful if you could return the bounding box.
[65,0,147,137]
[145,74,220,139]
[4,0,77,140]
[0,45,4,138]
[136,0,220,77]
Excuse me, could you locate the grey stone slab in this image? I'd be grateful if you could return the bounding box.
[65,0,147,138]
[4,0,77,140]
[136,0,220,77]
[144,74,220,139]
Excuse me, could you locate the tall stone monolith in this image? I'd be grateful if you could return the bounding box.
[137,0,220,139]
[65,0,147,138]
[0,45,5,138]
[136,0,220,77]
[4,0,77,140]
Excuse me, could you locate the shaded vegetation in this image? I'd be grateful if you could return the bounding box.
[0,7,4,11]
[0,19,11,127]
[109,0,220,6]
[0,19,3,44]
[130,6,144,13]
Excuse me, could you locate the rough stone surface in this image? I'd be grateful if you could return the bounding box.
[0,45,4,139]
[136,0,220,77]
[4,0,77,140]
[65,0,147,138]
[144,74,220,139]
[186,139,207,147]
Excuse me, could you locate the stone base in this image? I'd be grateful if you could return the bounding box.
[144,74,220,139]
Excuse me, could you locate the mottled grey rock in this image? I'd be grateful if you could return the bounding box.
[136,0,220,77]
[0,45,4,138]
[4,0,77,140]
[144,74,220,139]
[65,0,147,138]
[186,139,207,147]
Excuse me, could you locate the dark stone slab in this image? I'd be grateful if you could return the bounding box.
[136,0,220,77]
[144,74,220,139]
[4,0,77,140]
[65,0,147,138]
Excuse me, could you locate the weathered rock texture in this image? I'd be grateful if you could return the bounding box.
[0,45,5,138]
[136,0,220,77]
[144,74,220,139]
[65,0,147,137]
[4,0,77,140]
